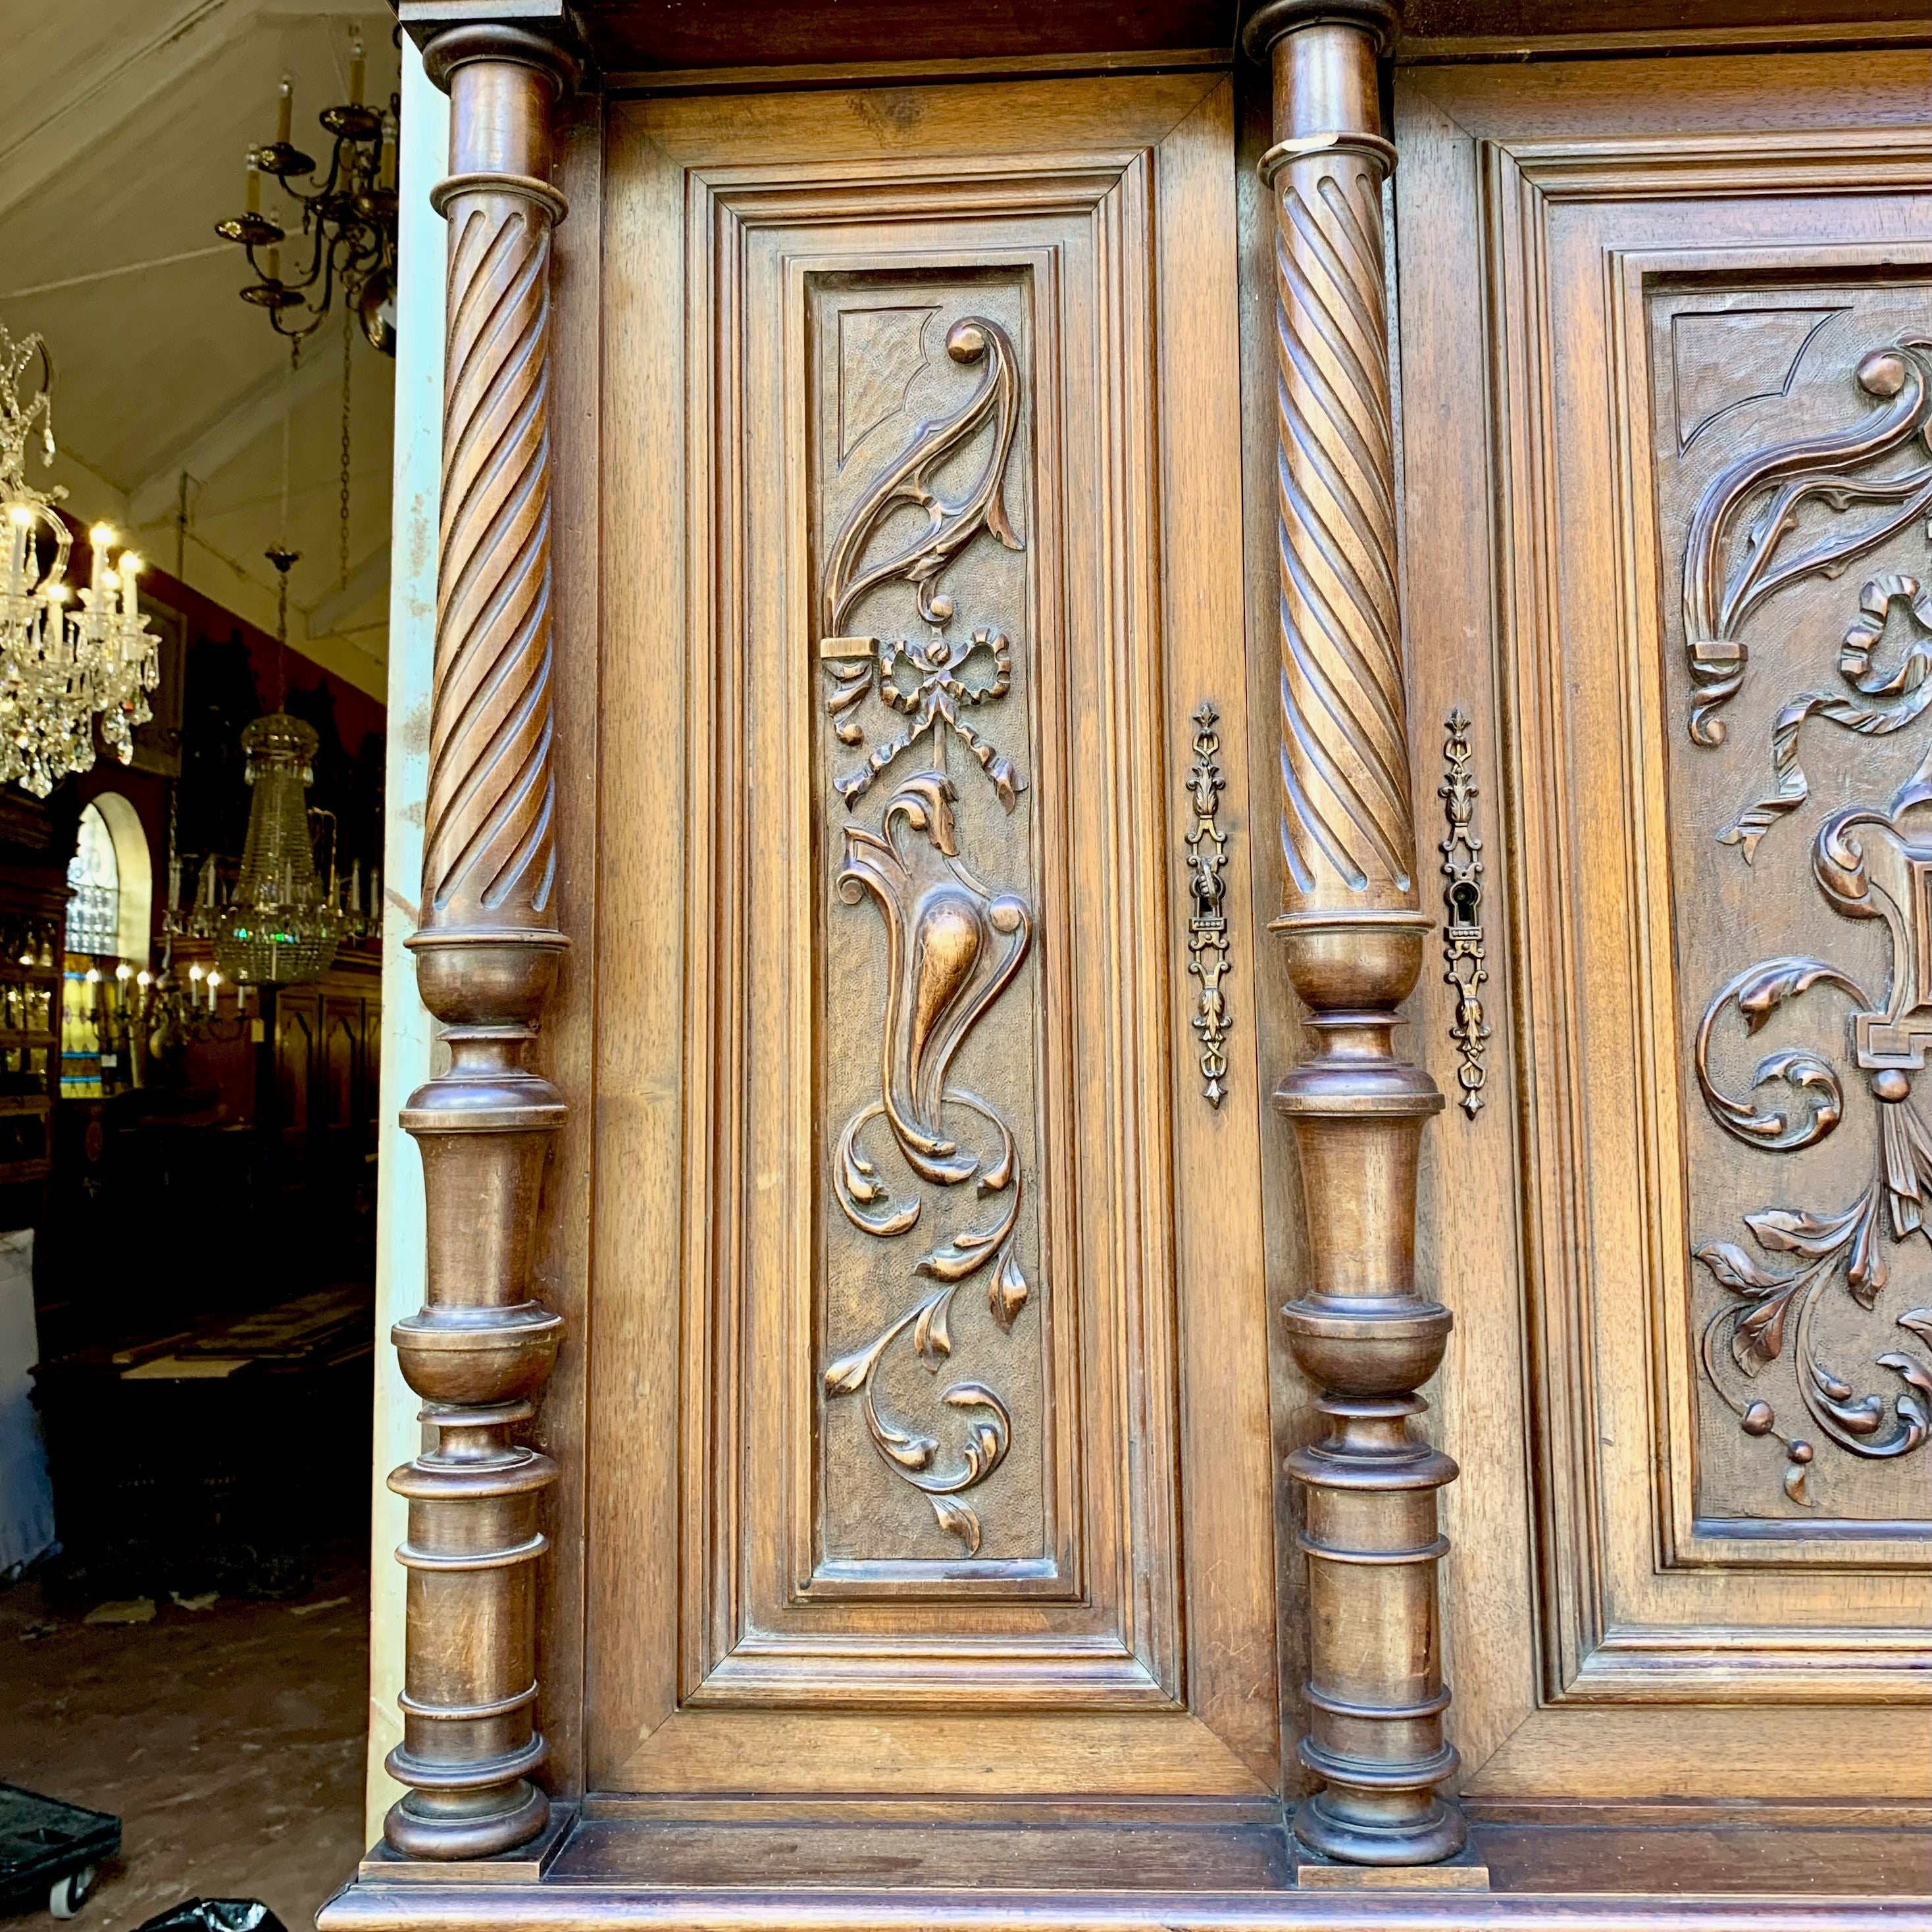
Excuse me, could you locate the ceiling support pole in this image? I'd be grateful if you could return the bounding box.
[1241,0,1467,1868]
[382,15,578,1862]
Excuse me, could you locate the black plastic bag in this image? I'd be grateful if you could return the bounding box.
[136,1902,289,1932]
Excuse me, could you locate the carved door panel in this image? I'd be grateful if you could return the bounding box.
[1393,55,1932,1804]
[583,74,1279,1819]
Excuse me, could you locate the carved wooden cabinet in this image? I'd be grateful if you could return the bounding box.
[326,9,1931,1932]
[584,73,1280,1806]
[1394,53,1932,1814]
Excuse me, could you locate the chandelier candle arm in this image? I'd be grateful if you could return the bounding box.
[383,15,579,1864]
[1240,0,1469,1870]
[216,42,400,351]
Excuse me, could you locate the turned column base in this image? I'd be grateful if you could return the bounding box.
[382,1781,551,1864]
[1294,1784,1467,1868]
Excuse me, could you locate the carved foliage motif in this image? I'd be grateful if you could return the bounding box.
[1692,800,1932,1503]
[820,319,1026,809]
[816,308,1035,1559]
[1681,335,1932,767]
[1675,309,1932,1513]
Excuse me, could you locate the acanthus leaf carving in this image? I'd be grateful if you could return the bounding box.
[817,310,1035,1556]
[1719,574,1932,861]
[1681,324,1932,1514]
[1681,334,1932,760]
[1693,796,1932,1504]
[819,317,1027,811]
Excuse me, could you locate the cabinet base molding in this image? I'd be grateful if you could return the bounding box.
[320,1811,1931,1932]
[320,1886,1927,1932]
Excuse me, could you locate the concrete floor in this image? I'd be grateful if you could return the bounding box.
[0,1545,369,1932]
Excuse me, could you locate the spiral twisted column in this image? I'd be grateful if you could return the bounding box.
[386,20,577,1862]
[1242,0,1465,1869]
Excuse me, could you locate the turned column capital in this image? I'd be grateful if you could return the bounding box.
[405,8,584,215]
[399,1,586,78]
[417,21,582,97]
[1240,0,1402,63]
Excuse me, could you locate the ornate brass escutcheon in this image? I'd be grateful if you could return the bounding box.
[1438,709,1489,1119]
[1182,703,1232,1107]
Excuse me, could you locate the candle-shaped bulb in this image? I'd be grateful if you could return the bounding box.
[265,243,280,284]
[276,73,293,145]
[137,969,152,988]
[115,961,131,982]
[245,147,261,214]
[118,553,141,619]
[348,35,365,105]
[85,967,101,984]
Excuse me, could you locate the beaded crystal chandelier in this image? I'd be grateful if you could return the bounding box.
[0,324,160,797]
[211,548,340,989]
[213,710,341,986]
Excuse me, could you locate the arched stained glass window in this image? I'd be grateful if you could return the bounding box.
[65,802,120,957]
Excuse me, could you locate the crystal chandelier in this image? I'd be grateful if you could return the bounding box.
[213,706,340,988]
[0,324,160,797]
[215,34,399,353]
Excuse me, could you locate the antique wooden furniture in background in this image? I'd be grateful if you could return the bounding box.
[32,1281,375,1602]
[0,880,65,1192]
[326,2,1931,1927]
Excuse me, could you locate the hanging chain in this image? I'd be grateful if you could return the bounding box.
[338,302,353,588]
[280,338,297,542]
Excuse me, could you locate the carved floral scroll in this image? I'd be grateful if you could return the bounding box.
[1679,320,1932,1515]
[1681,335,1932,765]
[1692,795,1932,1504]
[816,311,1035,1558]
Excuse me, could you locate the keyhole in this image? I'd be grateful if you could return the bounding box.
[1451,881,1479,925]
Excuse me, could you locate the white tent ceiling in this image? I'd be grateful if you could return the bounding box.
[0,2,403,698]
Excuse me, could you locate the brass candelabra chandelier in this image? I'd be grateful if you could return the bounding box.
[215,32,399,353]
[0,324,160,797]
